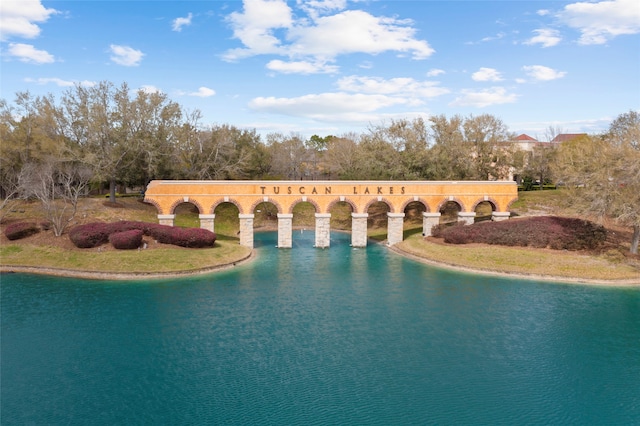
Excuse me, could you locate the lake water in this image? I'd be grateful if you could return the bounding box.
[2,231,639,425]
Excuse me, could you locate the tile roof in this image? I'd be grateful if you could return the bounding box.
[514,134,538,141]
[551,133,587,143]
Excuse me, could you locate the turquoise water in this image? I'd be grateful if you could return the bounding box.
[2,231,639,425]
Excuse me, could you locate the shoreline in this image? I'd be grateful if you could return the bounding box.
[0,251,256,281]
[387,244,640,287]
[2,240,638,287]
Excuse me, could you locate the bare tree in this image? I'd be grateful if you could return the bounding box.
[19,159,93,236]
[553,113,640,254]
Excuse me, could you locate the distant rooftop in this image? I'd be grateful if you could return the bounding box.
[551,133,588,143]
[514,134,538,141]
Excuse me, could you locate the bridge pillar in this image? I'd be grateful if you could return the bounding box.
[239,214,254,248]
[387,213,405,246]
[492,211,511,221]
[422,212,441,237]
[158,214,175,227]
[459,212,476,225]
[277,213,293,248]
[315,213,331,248]
[351,213,368,247]
[199,214,215,232]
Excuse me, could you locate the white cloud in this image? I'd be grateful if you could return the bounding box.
[522,65,567,81]
[287,10,434,60]
[248,92,416,122]
[8,43,54,64]
[172,13,193,32]
[24,77,95,87]
[109,44,144,66]
[450,87,518,108]
[426,68,445,77]
[140,85,162,94]
[224,1,434,63]
[524,29,562,47]
[266,59,339,74]
[558,0,640,44]
[189,87,216,97]
[296,0,347,19]
[337,75,449,98]
[224,0,293,60]
[0,0,57,41]
[537,9,551,16]
[472,67,503,82]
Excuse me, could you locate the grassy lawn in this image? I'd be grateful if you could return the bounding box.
[1,240,251,274]
[396,233,639,282]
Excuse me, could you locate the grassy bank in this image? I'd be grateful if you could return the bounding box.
[396,234,639,282]
[1,191,638,282]
[1,240,251,275]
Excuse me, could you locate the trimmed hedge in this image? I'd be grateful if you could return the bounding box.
[109,229,144,250]
[433,216,606,251]
[68,223,111,248]
[4,222,40,241]
[69,221,216,249]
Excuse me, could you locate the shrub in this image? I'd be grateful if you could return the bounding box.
[68,223,111,248]
[68,220,216,249]
[168,227,217,248]
[109,229,143,250]
[4,222,40,240]
[436,216,606,251]
[431,221,464,239]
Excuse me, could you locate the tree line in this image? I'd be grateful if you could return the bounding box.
[1,81,638,252]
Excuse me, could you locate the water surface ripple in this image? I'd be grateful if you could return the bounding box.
[2,231,639,425]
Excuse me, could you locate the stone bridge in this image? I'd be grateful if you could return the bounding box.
[144,180,518,248]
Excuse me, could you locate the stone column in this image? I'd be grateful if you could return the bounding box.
[277,213,293,248]
[157,214,175,227]
[458,212,477,225]
[351,213,368,247]
[238,214,254,248]
[422,212,441,237]
[315,213,331,248]
[199,214,215,232]
[387,212,405,246]
[492,211,511,221]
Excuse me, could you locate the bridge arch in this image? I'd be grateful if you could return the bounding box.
[169,197,205,215]
[288,197,320,214]
[326,197,358,214]
[400,198,429,213]
[363,197,395,214]
[211,198,244,215]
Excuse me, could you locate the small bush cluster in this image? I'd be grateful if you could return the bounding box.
[4,222,41,241]
[434,216,606,251]
[109,229,144,250]
[69,221,216,250]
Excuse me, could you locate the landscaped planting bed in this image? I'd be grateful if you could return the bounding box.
[431,216,606,251]
[69,221,216,249]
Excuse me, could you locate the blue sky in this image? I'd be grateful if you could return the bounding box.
[2,0,639,140]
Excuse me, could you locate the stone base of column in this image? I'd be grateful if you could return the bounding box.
[199,214,215,232]
[315,213,331,248]
[422,212,441,237]
[158,214,175,227]
[351,213,368,247]
[239,214,254,248]
[492,211,511,221]
[277,213,293,248]
[458,212,476,225]
[387,213,405,246]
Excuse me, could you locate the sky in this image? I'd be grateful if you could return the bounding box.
[1,0,639,141]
